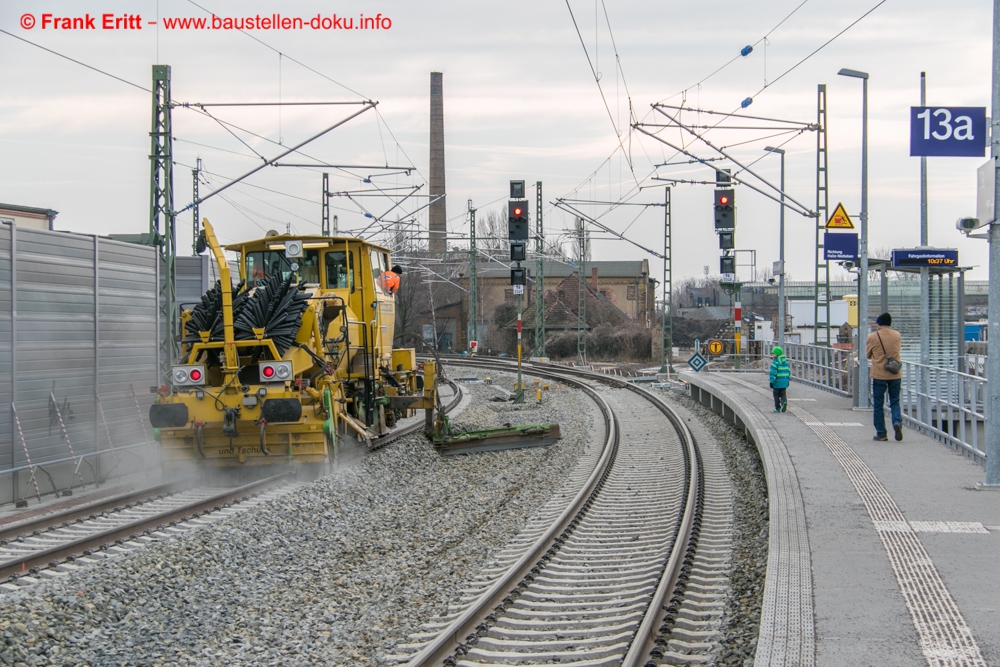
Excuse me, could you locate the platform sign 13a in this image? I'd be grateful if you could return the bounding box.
[910,107,986,157]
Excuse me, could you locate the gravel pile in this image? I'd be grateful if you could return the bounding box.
[0,371,596,667]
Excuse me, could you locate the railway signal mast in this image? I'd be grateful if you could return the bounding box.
[714,171,742,367]
[509,180,528,404]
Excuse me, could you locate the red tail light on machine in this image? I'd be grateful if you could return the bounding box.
[259,361,293,383]
[172,365,206,386]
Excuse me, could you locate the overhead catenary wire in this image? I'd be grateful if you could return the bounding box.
[657,0,813,104]
[0,27,398,185]
[0,27,150,93]
[184,0,368,100]
[748,0,889,98]
[604,0,884,217]
[564,0,639,186]
[0,24,429,239]
[183,0,429,199]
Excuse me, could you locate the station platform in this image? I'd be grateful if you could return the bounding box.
[683,371,999,667]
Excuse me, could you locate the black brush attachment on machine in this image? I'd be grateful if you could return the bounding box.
[233,274,310,357]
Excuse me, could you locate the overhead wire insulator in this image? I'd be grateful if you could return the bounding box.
[740,97,753,109]
[740,45,753,57]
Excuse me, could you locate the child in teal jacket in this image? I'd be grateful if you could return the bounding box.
[769,346,790,412]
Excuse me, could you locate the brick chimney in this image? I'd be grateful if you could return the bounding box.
[428,72,446,254]
[591,267,599,291]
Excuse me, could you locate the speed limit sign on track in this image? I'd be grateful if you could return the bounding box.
[708,339,724,355]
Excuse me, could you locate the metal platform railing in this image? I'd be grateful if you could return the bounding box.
[704,339,986,463]
[783,342,853,397]
[901,361,986,462]
[703,340,853,391]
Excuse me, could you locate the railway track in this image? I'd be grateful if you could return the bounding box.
[0,473,302,590]
[0,377,463,593]
[389,359,719,667]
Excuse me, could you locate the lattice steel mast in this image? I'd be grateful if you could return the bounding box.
[468,200,478,348]
[191,158,201,255]
[661,186,674,373]
[814,84,831,346]
[321,172,330,236]
[149,65,176,382]
[534,181,545,358]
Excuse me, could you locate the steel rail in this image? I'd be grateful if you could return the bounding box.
[404,365,619,667]
[0,472,295,581]
[1,379,460,539]
[406,358,701,666]
[621,380,700,666]
[449,357,702,665]
[0,482,187,544]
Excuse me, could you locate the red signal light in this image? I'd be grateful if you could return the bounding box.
[719,196,729,205]
[262,365,275,378]
[513,207,523,216]
[189,369,202,382]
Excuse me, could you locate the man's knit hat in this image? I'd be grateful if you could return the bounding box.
[876,313,891,326]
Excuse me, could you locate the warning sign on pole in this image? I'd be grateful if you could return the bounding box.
[826,203,855,229]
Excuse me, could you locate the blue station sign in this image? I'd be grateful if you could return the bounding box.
[891,248,959,268]
[824,232,859,261]
[910,107,986,157]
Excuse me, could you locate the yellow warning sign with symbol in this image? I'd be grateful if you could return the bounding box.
[708,339,724,355]
[826,202,855,229]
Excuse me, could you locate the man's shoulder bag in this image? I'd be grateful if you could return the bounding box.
[876,331,902,374]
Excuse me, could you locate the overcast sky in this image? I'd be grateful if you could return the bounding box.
[0,0,994,283]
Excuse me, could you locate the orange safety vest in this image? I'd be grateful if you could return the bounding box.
[379,270,400,294]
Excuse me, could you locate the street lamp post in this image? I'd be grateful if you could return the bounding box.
[839,67,870,410]
[984,0,1000,487]
[764,146,786,348]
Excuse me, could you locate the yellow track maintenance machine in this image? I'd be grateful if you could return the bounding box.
[149,219,438,476]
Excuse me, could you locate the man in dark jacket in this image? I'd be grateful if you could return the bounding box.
[865,312,903,441]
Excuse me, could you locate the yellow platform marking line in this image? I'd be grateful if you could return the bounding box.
[726,375,987,667]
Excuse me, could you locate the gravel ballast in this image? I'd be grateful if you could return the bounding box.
[671,388,769,667]
[0,373,598,666]
[0,373,769,667]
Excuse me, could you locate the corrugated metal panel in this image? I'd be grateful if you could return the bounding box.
[0,224,10,469]
[13,229,98,466]
[0,225,157,476]
[98,238,157,452]
[176,255,209,308]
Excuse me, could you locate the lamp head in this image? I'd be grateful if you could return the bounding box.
[763,146,785,155]
[837,68,869,80]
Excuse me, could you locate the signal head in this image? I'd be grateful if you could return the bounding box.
[714,189,736,229]
[508,199,529,240]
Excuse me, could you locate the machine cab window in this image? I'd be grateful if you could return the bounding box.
[324,250,354,291]
[371,249,390,294]
[246,249,320,285]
